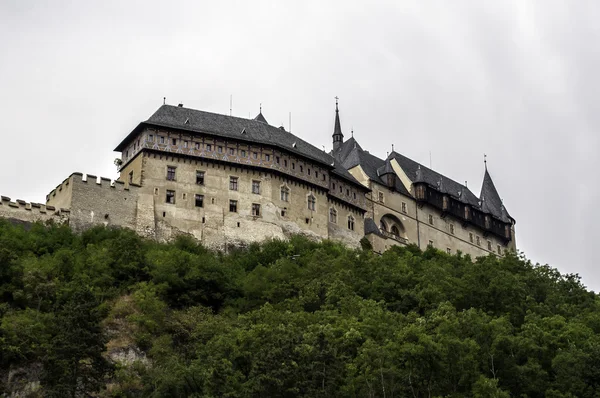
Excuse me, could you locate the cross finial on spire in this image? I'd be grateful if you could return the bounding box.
[260,103,262,113]
[351,127,353,137]
[484,153,487,169]
[391,144,394,152]
[335,96,339,112]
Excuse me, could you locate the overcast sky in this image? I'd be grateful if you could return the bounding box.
[1,1,598,290]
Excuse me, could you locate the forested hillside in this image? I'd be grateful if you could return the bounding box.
[1,220,599,397]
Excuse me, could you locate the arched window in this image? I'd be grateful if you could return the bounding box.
[391,225,400,236]
[280,186,289,202]
[348,215,355,231]
[307,194,316,211]
[329,208,337,223]
[380,220,387,232]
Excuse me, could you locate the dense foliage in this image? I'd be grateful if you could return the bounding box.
[1,220,599,397]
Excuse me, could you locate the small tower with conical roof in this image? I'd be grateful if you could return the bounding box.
[332,97,344,151]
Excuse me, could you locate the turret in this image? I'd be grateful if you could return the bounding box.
[332,97,344,151]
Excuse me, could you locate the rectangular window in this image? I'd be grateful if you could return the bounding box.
[329,208,337,223]
[184,141,188,148]
[292,162,295,170]
[469,233,474,243]
[252,180,261,194]
[284,159,288,167]
[128,171,133,184]
[252,203,261,216]
[300,165,304,173]
[229,148,235,155]
[172,138,177,145]
[315,171,319,179]
[166,190,175,204]
[401,202,407,213]
[497,245,502,255]
[428,240,434,247]
[229,200,237,212]
[241,150,247,157]
[166,166,176,181]
[195,194,204,208]
[447,248,451,254]
[206,144,212,151]
[307,168,311,176]
[353,192,356,199]
[332,183,336,190]
[476,236,481,246]
[149,134,154,142]
[196,171,205,185]
[195,142,200,150]
[281,208,287,217]
[487,240,492,251]
[229,177,238,191]
[428,214,434,225]
[160,136,165,144]
[218,146,223,153]
[276,156,280,164]
[253,152,258,159]
[265,154,270,161]
[450,224,455,235]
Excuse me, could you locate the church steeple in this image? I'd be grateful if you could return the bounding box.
[332,97,344,151]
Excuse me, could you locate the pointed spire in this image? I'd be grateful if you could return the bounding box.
[332,96,344,151]
[253,104,268,124]
[479,165,510,221]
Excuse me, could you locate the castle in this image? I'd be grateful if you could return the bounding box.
[0,101,516,256]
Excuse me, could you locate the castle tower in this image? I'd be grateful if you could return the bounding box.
[332,97,344,151]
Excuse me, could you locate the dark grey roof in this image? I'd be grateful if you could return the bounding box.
[480,168,511,222]
[339,144,411,197]
[333,136,362,163]
[364,218,382,236]
[389,151,480,207]
[333,106,343,139]
[254,112,268,124]
[116,105,366,189]
[377,158,395,176]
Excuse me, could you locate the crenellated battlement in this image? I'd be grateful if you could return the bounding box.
[46,172,141,204]
[0,194,68,226]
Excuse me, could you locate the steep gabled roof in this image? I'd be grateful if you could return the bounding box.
[254,112,268,124]
[333,136,362,163]
[116,105,334,166]
[480,168,511,222]
[389,151,480,207]
[115,105,367,189]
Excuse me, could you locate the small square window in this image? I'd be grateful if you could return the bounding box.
[428,240,434,247]
[252,203,261,216]
[172,138,177,145]
[148,134,154,142]
[469,233,474,243]
[446,248,451,254]
[378,192,384,203]
[206,144,212,151]
[182,193,187,200]
[476,236,481,246]
[218,146,223,153]
[166,190,175,204]
[229,148,235,155]
[401,202,407,213]
[284,159,288,167]
[428,214,434,225]
[184,141,188,148]
[229,200,237,212]
[281,208,287,217]
[160,136,165,144]
[253,152,258,159]
[265,154,270,162]
[252,180,261,194]
[276,156,280,164]
[241,150,247,157]
[195,194,204,208]
[196,171,205,185]
[195,142,200,150]
[487,240,492,251]
[229,177,238,191]
[166,166,176,181]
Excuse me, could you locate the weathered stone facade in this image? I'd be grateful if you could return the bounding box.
[1,102,516,257]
